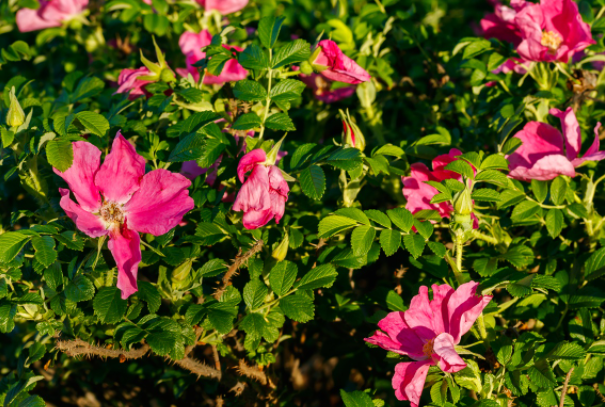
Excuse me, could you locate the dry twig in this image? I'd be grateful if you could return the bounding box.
[55,339,149,360]
[559,367,574,407]
[213,239,263,300]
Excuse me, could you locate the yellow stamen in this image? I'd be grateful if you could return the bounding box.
[422,339,435,357]
[541,31,562,54]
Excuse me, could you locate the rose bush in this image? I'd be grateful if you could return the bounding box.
[1,0,605,406]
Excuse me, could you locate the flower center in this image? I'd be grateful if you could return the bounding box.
[100,201,124,225]
[541,31,562,54]
[422,339,435,357]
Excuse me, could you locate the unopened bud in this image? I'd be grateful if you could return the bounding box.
[453,188,473,216]
[272,233,289,262]
[172,259,193,290]
[299,61,313,75]
[340,109,365,152]
[160,68,176,83]
[308,45,328,72]
[7,87,25,128]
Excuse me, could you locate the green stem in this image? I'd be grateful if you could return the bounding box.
[258,49,273,142]
[477,313,488,340]
[456,236,464,272]
[471,230,498,245]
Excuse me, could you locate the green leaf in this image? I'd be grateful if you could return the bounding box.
[334,208,369,224]
[238,43,269,70]
[546,341,586,360]
[585,247,605,281]
[0,232,31,263]
[16,395,45,407]
[166,111,219,138]
[300,165,325,200]
[531,179,548,203]
[265,112,295,131]
[137,281,161,313]
[258,15,285,49]
[511,201,540,222]
[340,389,374,407]
[387,208,414,232]
[93,287,128,324]
[55,231,85,251]
[295,264,338,290]
[413,218,433,239]
[44,263,63,291]
[272,39,311,69]
[207,301,238,334]
[279,293,314,322]
[454,359,482,392]
[476,169,508,187]
[364,210,391,228]
[550,176,567,206]
[498,245,534,269]
[318,215,358,238]
[46,138,74,172]
[444,159,474,179]
[232,112,262,130]
[351,225,376,257]
[403,234,425,259]
[194,223,226,245]
[569,286,605,309]
[240,313,267,340]
[270,79,306,101]
[168,132,205,162]
[72,76,105,102]
[146,331,179,356]
[76,111,110,137]
[269,261,298,297]
[472,189,500,202]
[32,236,57,267]
[480,154,509,171]
[243,279,268,310]
[327,148,363,171]
[545,208,564,238]
[233,79,267,101]
[64,274,95,302]
[198,259,227,277]
[379,229,400,257]
[528,360,557,389]
[0,303,16,333]
[27,342,46,365]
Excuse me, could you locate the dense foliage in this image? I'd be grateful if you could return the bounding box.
[2,0,605,406]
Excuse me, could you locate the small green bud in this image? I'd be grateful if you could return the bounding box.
[339,109,365,152]
[7,87,25,128]
[453,188,473,216]
[308,45,328,72]
[265,134,286,166]
[172,259,193,291]
[160,68,176,83]
[272,232,289,262]
[299,61,313,75]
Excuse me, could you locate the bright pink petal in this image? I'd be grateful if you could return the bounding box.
[108,223,141,299]
[432,332,467,373]
[58,188,107,238]
[573,123,605,165]
[446,281,493,343]
[509,153,576,181]
[115,67,153,100]
[402,163,453,218]
[237,149,267,182]
[392,361,431,406]
[179,30,212,61]
[432,148,465,180]
[198,0,248,14]
[16,8,61,32]
[430,284,455,334]
[241,208,274,229]
[94,131,146,204]
[480,9,522,45]
[233,165,273,228]
[404,286,437,341]
[515,3,547,61]
[364,311,426,359]
[549,107,582,160]
[53,141,102,212]
[313,40,371,84]
[124,169,194,236]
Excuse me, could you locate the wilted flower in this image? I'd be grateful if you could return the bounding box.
[507,107,605,181]
[309,40,371,85]
[53,132,194,299]
[177,30,248,84]
[16,0,88,33]
[515,0,595,63]
[232,149,290,229]
[365,282,492,406]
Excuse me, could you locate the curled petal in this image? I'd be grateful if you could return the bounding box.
[509,154,576,181]
[53,141,102,212]
[404,286,437,341]
[392,361,432,406]
[446,281,493,343]
[313,40,371,84]
[124,169,194,236]
[573,123,605,165]
[365,311,426,359]
[549,107,582,160]
[237,149,267,183]
[430,284,455,334]
[241,208,274,229]
[233,165,273,228]
[95,131,146,204]
[58,189,107,238]
[432,332,467,373]
[108,223,141,299]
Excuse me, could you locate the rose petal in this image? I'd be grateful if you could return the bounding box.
[446,281,493,343]
[108,223,141,299]
[95,131,146,204]
[58,188,107,238]
[364,311,426,358]
[549,107,582,160]
[404,286,438,341]
[53,141,102,212]
[124,169,194,236]
[392,361,432,406]
[432,332,467,373]
[237,149,267,182]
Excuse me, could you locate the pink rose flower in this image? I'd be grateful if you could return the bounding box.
[177,30,248,84]
[515,0,595,63]
[115,67,154,100]
[507,107,605,181]
[402,149,465,219]
[53,132,194,299]
[492,57,529,74]
[196,0,248,14]
[16,0,88,32]
[480,0,527,45]
[310,40,371,85]
[299,72,356,103]
[365,282,492,406]
[232,149,290,229]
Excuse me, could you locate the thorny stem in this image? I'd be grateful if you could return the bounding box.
[258,49,273,142]
[559,367,574,407]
